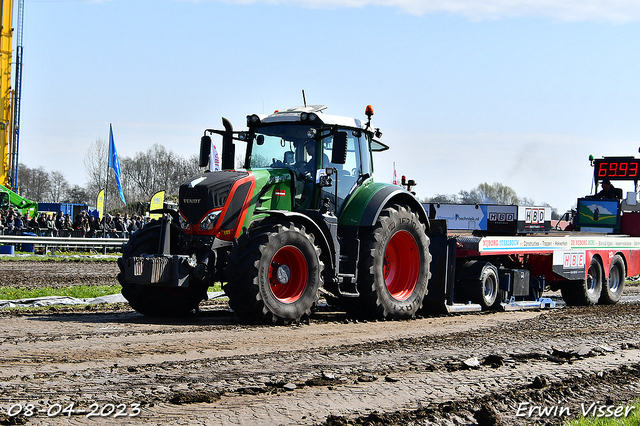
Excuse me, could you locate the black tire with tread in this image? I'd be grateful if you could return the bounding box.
[561,257,603,306]
[600,254,625,305]
[224,219,323,324]
[472,263,500,309]
[355,204,431,320]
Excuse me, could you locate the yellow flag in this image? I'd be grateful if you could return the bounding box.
[96,189,105,220]
[149,190,165,220]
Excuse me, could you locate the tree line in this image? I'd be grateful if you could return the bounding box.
[16,143,559,219]
[18,139,202,213]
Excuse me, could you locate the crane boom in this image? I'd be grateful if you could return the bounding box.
[0,0,14,189]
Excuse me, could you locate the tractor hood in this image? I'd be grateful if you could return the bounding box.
[179,171,250,225]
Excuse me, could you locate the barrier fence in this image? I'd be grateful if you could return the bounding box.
[0,234,128,255]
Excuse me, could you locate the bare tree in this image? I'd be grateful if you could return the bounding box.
[121,144,202,202]
[17,163,51,201]
[476,182,519,205]
[84,138,108,200]
[65,185,92,204]
[48,171,69,202]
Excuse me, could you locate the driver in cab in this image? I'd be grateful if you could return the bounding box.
[297,140,330,179]
[596,179,622,200]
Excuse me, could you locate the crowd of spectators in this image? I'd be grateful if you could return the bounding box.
[0,208,150,238]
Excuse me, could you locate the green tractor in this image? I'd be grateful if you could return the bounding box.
[118,105,431,323]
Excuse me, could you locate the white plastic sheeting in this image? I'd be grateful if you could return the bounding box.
[0,291,225,309]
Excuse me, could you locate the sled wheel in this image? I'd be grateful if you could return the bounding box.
[224,220,323,324]
[474,264,500,309]
[457,260,500,310]
[600,254,625,305]
[356,204,431,319]
[118,221,207,317]
[561,257,603,306]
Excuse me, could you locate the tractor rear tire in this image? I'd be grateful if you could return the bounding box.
[118,221,208,317]
[224,220,323,324]
[561,257,603,306]
[355,204,431,319]
[600,254,625,305]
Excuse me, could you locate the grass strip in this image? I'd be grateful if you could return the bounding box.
[0,285,123,300]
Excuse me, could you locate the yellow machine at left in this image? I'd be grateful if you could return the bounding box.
[0,0,14,189]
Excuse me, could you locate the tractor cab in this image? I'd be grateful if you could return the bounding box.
[201,105,388,216]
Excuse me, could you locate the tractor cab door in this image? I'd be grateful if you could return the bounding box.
[321,129,363,213]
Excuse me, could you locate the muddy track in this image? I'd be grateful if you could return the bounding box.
[1,260,640,425]
[0,260,119,289]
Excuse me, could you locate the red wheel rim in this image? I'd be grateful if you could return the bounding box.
[383,230,420,301]
[269,245,309,303]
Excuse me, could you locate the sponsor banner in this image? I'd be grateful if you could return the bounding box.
[429,204,486,231]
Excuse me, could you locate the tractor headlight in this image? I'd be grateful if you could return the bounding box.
[200,210,222,230]
[179,214,190,230]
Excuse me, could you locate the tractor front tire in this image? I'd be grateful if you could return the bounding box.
[118,221,208,317]
[356,204,431,319]
[224,220,323,324]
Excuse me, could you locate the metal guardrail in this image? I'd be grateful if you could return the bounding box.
[0,235,129,255]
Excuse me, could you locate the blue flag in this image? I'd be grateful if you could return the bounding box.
[108,124,126,205]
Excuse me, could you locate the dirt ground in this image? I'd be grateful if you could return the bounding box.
[1,259,640,426]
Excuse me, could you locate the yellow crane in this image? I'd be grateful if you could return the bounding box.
[0,0,23,191]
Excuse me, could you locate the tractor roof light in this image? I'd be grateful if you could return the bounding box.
[247,114,261,126]
[365,105,374,118]
[300,112,318,122]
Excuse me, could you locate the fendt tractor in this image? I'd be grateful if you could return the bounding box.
[118,104,640,324]
[118,105,432,323]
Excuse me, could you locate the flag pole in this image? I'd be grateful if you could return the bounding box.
[104,124,111,217]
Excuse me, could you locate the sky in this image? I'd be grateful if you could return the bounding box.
[14,0,640,213]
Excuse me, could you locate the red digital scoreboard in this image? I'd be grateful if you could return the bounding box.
[593,157,640,181]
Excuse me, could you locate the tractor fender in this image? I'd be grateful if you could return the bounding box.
[254,210,336,271]
[340,183,429,232]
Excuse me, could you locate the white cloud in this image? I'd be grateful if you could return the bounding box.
[211,0,640,22]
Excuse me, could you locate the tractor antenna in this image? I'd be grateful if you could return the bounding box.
[302,90,307,107]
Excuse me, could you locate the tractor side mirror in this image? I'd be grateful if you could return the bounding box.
[332,131,348,165]
[199,135,212,168]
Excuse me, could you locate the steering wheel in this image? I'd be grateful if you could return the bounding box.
[271,159,286,168]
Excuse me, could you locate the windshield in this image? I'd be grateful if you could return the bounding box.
[246,124,312,170]
[245,123,366,212]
